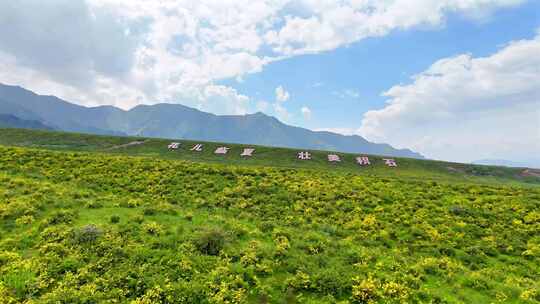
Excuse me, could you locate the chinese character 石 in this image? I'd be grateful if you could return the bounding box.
[356,156,370,166]
[191,144,203,152]
[383,158,397,167]
[298,151,311,160]
[168,142,180,150]
[241,148,255,157]
[214,147,229,154]
[328,154,341,162]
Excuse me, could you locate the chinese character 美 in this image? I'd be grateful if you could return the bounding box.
[298,151,311,160]
[356,156,371,166]
[383,158,397,167]
[214,147,230,155]
[191,144,203,152]
[168,142,180,150]
[328,154,341,162]
[241,148,255,157]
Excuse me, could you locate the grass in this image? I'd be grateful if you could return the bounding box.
[0,127,537,186]
[0,128,539,303]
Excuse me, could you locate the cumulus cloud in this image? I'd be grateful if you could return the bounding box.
[0,0,528,114]
[301,106,312,120]
[275,85,290,102]
[359,31,540,163]
[265,0,525,56]
[273,102,291,122]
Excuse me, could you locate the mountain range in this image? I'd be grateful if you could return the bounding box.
[0,83,423,158]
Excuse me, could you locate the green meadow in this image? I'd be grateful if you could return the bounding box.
[0,128,539,303]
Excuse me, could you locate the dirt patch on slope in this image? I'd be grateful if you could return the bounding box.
[521,169,540,178]
[106,140,148,151]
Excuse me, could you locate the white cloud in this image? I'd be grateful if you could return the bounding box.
[265,0,525,56]
[314,127,362,136]
[301,106,312,120]
[0,0,528,115]
[273,102,291,122]
[359,31,540,163]
[275,85,290,103]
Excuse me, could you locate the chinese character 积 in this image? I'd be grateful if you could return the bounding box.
[298,151,311,160]
[168,142,180,150]
[241,148,255,157]
[214,147,230,155]
[328,154,341,162]
[356,156,371,166]
[383,158,397,167]
[191,144,203,152]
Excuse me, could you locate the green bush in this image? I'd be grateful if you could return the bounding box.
[71,225,102,244]
[193,228,228,256]
[110,215,120,223]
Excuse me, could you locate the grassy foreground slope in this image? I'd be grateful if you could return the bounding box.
[0,139,540,303]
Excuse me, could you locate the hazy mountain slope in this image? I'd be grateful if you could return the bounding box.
[473,159,540,169]
[0,85,125,135]
[0,83,423,158]
[0,114,53,130]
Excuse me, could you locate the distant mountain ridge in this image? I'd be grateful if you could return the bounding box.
[0,83,423,158]
[473,159,540,169]
[0,114,54,130]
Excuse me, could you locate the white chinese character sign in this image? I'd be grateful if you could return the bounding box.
[168,142,180,150]
[383,158,397,167]
[298,151,311,160]
[214,147,230,155]
[328,154,341,162]
[241,148,255,157]
[164,142,400,170]
[191,144,203,152]
[356,156,371,166]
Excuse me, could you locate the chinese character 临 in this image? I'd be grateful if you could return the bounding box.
[298,151,311,160]
[241,148,255,157]
[214,147,230,154]
[383,158,397,167]
[328,154,341,162]
[356,156,370,166]
[168,142,180,150]
[191,144,203,152]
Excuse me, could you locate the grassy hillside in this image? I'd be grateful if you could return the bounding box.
[0,128,539,303]
[0,128,537,186]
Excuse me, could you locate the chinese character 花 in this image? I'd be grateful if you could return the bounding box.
[168,142,180,150]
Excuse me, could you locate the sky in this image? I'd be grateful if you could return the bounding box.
[0,0,539,164]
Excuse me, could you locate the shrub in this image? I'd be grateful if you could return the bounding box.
[193,228,227,255]
[258,221,275,233]
[84,201,103,209]
[143,222,164,235]
[143,207,157,216]
[131,215,144,224]
[71,225,102,244]
[110,215,120,224]
[351,276,379,303]
[45,210,77,226]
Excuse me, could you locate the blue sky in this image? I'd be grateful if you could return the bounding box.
[0,0,538,164]
[220,1,540,131]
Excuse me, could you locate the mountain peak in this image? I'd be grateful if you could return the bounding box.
[0,84,424,159]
